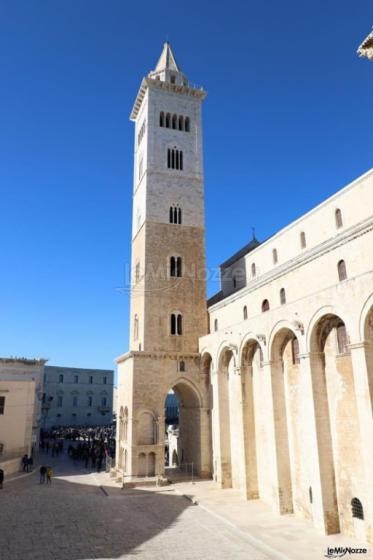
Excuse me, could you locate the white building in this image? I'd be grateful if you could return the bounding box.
[42,366,114,428]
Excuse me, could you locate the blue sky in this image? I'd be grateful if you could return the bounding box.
[0,1,372,373]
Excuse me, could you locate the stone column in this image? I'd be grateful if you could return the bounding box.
[240,364,259,499]
[156,415,166,476]
[199,406,212,478]
[300,352,340,534]
[211,369,232,488]
[349,342,373,542]
[265,359,293,514]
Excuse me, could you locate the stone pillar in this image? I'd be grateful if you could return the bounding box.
[199,406,212,478]
[156,415,166,476]
[349,342,373,542]
[211,369,232,488]
[240,364,259,499]
[301,352,340,534]
[265,359,293,514]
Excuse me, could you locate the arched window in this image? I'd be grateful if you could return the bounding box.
[233,275,237,289]
[351,498,364,520]
[59,374,64,384]
[171,314,183,335]
[262,299,270,312]
[167,148,183,170]
[178,115,184,131]
[170,257,182,277]
[165,113,171,128]
[160,111,164,127]
[251,263,256,278]
[280,288,286,305]
[134,315,139,340]
[179,361,186,372]
[243,305,248,320]
[272,248,278,264]
[335,208,343,229]
[291,337,300,364]
[214,318,218,332]
[169,206,182,224]
[300,231,306,249]
[338,259,347,281]
[185,117,190,132]
[172,114,177,129]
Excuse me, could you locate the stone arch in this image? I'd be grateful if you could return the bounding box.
[162,377,210,477]
[307,305,352,354]
[138,453,146,477]
[270,327,303,515]
[137,410,156,445]
[309,312,362,536]
[268,320,305,357]
[148,452,156,476]
[361,294,373,415]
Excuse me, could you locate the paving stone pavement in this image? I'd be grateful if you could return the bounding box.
[0,452,276,560]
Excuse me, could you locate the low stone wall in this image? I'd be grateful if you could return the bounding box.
[0,457,22,476]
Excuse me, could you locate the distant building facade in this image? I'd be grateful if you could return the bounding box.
[0,358,46,474]
[42,366,114,428]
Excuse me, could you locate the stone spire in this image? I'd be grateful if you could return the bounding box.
[148,42,189,86]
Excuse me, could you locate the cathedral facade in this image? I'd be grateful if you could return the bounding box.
[116,43,373,544]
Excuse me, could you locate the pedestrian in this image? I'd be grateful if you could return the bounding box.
[0,468,4,489]
[46,466,53,485]
[22,454,28,472]
[40,465,47,484]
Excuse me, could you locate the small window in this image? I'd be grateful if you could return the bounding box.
[74,375,79,384]
[233,275,237,289]
[179,361,186,372]
[134,315,139,341]
[0,396,5,415]
[103,376,107,385]
[160,111,164,127]
[167,148,183,170]
[170,256,182,278]
[87,412,91,417]
[335,208,343,229]
[280,288,286,305]
[292,337,300,364]
[165,113,171,128]
[243,306,248,320]
[59,374,64,384]
[337,323,348,354]
[101,397,107,407]
[272,248,278,264]
[351,498,364,520]
[262,299,270,312]
[135,262,140,283]
[251,263,256,278]
[89,376,93,385]
[171,314,182,335]
[300,231,306,249]
[172,114,177,129]
[185,117,190,132]
[170,75,176,84]
[214,318,218,332]
[57,396,63,408]
[88,396,93,407]
[73,396,78,408]
[338,259,347,281]
[177,314,183,335]
[178,115,184,131]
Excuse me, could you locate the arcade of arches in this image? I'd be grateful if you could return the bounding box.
[200,300,373,544]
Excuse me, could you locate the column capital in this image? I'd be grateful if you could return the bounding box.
[349,341,373,351]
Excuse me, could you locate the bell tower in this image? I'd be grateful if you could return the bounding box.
[116,44,212,480]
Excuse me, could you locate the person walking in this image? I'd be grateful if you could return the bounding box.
[0,468,4,489]
[46,466,53,485]
[39,465,47,484]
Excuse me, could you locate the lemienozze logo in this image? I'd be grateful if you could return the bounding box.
[325,547,368,559]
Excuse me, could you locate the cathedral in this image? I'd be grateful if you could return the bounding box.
[116,43,373,544]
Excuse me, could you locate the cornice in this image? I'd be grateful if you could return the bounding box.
[209,215,373,312]
[116,351,201,364]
